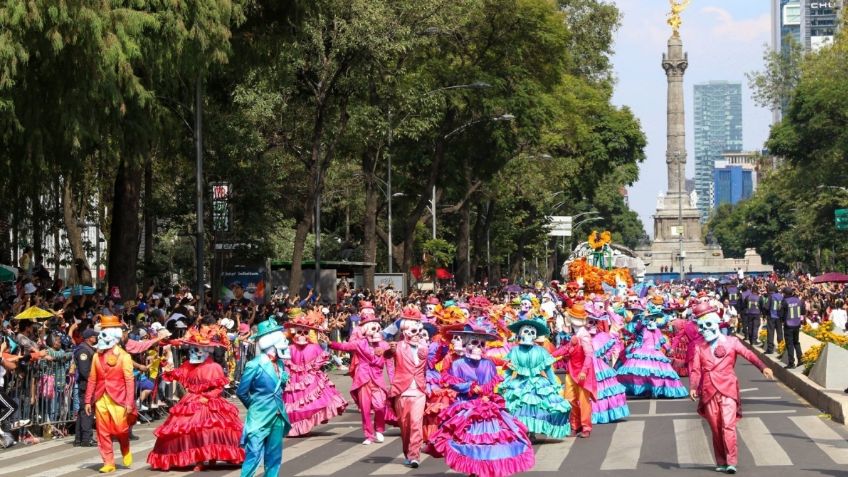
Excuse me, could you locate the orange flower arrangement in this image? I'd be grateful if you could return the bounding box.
[567,258,633,294]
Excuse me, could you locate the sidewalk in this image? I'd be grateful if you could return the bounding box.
[738,331,848,424]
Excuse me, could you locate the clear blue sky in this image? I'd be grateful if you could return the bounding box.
[611,0,772,236]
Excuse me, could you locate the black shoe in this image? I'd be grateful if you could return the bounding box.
[784,363,796,369]
[81,441,98,447]
[72,441,81,447]
[129,434,140,441]
[764,351,774,355]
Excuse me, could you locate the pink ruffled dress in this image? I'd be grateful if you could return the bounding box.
[284,343,348,436]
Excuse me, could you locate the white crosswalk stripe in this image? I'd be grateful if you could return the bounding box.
[601,420,645,470]
[673,418,713,468]
[294,435,400,476]
[737,417,793,466]
[6,409,848,475]
[790,415,848,464]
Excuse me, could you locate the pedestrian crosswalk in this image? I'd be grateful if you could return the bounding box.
[2,410,848,476]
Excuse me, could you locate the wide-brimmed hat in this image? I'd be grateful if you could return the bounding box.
[692,302,718,319]
[288,309,326,332]
[400,306,423,321]
[448,316,499,341]
[567,303,588,321]
[507,316,550,337]
[99,314,123,329]
[251,318,285,340]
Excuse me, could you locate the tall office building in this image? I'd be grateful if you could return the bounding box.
[693,81,743,221]
[712,160,755,208]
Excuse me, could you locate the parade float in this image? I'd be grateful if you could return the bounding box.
[561,230,646,294]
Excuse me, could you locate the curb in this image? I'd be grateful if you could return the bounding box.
[737,334,848,424]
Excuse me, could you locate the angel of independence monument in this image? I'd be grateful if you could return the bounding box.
[635,1,771,276]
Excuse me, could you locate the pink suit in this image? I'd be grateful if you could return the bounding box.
[553,328,598,434]
[689,335,766,467]
[387,341,427,462]
[329,339,390,441]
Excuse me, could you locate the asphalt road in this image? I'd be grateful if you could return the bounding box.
[3,360,848,477]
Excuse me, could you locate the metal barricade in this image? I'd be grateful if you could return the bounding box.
[1,356,74,439]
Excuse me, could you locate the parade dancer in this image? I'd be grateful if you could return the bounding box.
[498,316,571,440]
[689,303,774,474]
[329,311,390,445]
[385,307,428,468]
[284,309,348,436]
[85,315,136,473]
[552,303,597,438]
[429,321,534,477]
[236,318,292,477]
[584,305,629,424]
[148,329,244,471]
[616,304,688,399]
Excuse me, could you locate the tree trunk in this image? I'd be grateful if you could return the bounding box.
[143,155,154,282]
[289,212,313,296]
[62,177,89,267]
[456,202,470,287]
[31,189,43,261]
[361,165,378,291]
[107,157,142,300]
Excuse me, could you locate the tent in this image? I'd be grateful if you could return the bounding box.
[812,272,848,284]
[0,264,17,282]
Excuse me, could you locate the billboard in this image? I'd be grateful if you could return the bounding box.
[220,264,267,305]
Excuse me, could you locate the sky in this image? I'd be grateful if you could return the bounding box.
[610,0,773,236]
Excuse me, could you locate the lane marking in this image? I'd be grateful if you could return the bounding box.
[532,438,576,472]
[673,419,714,468]
[285,426,359,462]
[737,417,793,466]
[790,416,848,464]
[739,388,759,393]
[10,440,156,477]
[628,410,796,418]
[0,438,71,461]
[600,420,644,470]
[295,436,400,476]
[648,400,657,415]
[742,396,781,400]
[370,453,431,475]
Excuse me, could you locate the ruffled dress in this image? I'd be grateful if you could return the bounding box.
[616,326,688,399]
[423,341,456,444]
[670,319,702,378]
[429,358,534,477]
[590,332,630,424]
[147,359,244,470]
[498,345,571,438]
[284,343,348,436]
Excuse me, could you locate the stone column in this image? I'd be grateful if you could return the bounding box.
[662,33,688,195]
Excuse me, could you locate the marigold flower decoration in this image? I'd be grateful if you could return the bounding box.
[587,230,612,250]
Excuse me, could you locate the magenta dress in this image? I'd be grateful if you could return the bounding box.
[590,332,630,424]
[284,343,348,436]
[428,357,534,477]
[616,325,688,399]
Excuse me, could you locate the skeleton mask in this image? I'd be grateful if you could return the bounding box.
[96,328,122,351]
[518,325,537,345]
[697,313,722,343]
[188,346,210,364]
[257,330,290,360]
[291,327,311,345]
[451,334,464,354]
[520,299,532,314]
[460,308,470,319]
[400,319,422,344]
[425,303,437,316]
[362,322,383,343]
[586,317,599,335]
[571,317,586,333]
[462,335,485,360]
[419,328,430,345]
[274,334,290,359]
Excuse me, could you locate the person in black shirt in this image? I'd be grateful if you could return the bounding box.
[73,329,98,446]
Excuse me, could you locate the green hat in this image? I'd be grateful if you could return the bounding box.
[507,316,550,337]
[251,317,285,340]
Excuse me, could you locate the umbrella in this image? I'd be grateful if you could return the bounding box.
[503,284,523,293]
[0,264,16,282]
[15,306,56,320]
[61,285,96,298]
[812,272,848,284]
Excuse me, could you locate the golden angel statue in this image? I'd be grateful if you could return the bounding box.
[667,0,691,33]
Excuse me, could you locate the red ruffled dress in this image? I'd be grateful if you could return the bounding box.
[284,343,348,436]
[147,358,245,470]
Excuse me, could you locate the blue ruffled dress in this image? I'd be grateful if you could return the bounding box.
[616,325,688,399]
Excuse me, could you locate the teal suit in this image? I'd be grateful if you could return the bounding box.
[237,354,291,477]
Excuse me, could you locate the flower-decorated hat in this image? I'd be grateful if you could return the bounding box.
[289,309,326,332]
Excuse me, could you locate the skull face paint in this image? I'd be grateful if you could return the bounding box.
[462,336,485,360]
[96,327,122,351]
[451,334,464,354]
[586,317,599,335]
[188,346,210,364]
[425,304,437,316]
[520,300,532,314]
[362,322,383,343]
[291,327,311,345]
[518,325,537,345]
[400,319,422,344]
[571,317,586,334]
[697,313,722,343]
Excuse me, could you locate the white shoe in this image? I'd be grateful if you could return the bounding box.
[410,460,420,468]
[339,365,349,371]
[362,439,373,445]
[375,432,385,443]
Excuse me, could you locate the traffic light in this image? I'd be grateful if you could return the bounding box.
[836,209,848,231]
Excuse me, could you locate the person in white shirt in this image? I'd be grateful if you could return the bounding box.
[829,300,847,332]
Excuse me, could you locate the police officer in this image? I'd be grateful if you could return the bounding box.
[780,288,806,369]
[763,285,784,354]
[73,328,98,446]
[739,286,762,344]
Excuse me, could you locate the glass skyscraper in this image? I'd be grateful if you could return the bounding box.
[693,81,743,221]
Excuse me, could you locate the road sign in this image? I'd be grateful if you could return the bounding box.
[211,182,231,232]
[836,208,848,231]
[547,216,573,237]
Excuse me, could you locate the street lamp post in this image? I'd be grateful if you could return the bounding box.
[676,150,685,281]
[194,77,204,313]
